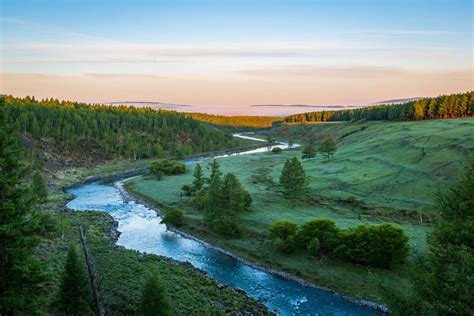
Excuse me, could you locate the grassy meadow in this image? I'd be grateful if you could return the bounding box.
[125,118,474,302]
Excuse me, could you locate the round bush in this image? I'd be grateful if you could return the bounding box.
[269,220,298,240]
[271,147,282,153]
[297,218,339,251]
[161,208,184,227]
[334,223,409,268]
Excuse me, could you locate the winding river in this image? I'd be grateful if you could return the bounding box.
[66,134,381,315]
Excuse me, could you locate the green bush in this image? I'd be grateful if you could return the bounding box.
[273,236,297,254]
[307,238,321,256]
[271,147,282,153]
[268,220,298,240]
[181,184,194,196]
[242,189,252,211]
[161,208,184,227]
[297,218,339,252]
[150,160,186,179]
[334,223,409,268]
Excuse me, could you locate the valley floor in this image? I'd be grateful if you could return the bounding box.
[124,118,474,302]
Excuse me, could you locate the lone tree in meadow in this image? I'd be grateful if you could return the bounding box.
[279,157,310,199]
[58,245,92,315]
[140,273,171,316]
[0,103,46,314]
[319,138,337,161]
[301,138,317,160]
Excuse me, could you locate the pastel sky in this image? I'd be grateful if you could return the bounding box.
[0,0,473,115]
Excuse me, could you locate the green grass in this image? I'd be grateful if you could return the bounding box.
[36,208,270,315]
[125,118,474,302]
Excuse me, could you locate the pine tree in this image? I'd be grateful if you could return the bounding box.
[219,173,245,234]
[140,273,171,316]
[301,138,317,160]
[192,164,204,191]
[0,102,46,314]
[319,138,337,161]
[279,157,309,199]
[58,245,92,315]
[32,170,48,204]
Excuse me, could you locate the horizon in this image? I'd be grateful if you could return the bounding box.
[1,0,473,115]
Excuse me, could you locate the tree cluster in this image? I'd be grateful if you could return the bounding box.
[268,218,409,269]
[0,101,48,314]
[150,159,186,179]
[4,95,237,161]
[186,112,281,128]
[285,91,473,124]
[183,160,252,235]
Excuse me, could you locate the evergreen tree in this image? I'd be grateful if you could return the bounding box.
[279,157,309,199]
[140,273,171,316]
[192,164,204,191]
[301,138,317,160]
[208,159,222,179]
[204,166,223,224]
[0,102,46,314]
[58,245,92,315]
[219,173,245,234]
[32,170,48,205]
[319,138,337,161]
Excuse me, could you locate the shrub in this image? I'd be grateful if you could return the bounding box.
[150,160,186,179]
[242,189,252,211]
[334,223,409,268]
[307,238,321,256]
[297,218,339,251]
[161,208,184,227]
[181,184,194,196]
[273,236,297,254]
[268,220,298,240]
[271,147,282,153]
[140,273,171,316]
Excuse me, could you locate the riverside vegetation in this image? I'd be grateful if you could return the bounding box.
[1,91,473,314]
[0,97,270,315]
[125,114,473,308]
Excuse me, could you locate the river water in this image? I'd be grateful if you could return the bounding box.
[66,134,380,315]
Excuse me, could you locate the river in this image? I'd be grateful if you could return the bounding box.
[66,134,381,315]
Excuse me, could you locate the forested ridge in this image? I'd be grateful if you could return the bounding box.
[285,91,474,123]
[3,95,237,161]
[186,112,281,128]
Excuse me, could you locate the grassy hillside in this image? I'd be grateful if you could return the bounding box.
[125,118,473,302]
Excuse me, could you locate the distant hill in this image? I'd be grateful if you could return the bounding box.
[371,97,422,105]
[105,101,192,110]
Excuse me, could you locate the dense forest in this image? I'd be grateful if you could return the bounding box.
[3,95,238,160]
[284,91,474,123]
[186,112,280,128]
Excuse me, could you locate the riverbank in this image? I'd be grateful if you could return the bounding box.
[120,178,389,312]
[36,144,276,314]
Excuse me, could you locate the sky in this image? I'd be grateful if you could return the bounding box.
[0,0,473,115]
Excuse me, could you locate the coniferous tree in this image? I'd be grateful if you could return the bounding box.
[301,138,317,160]
[319,138,337,161]
[58,245,92,315]
[32,170,48,205]
[140,273,171,316]
[192,164,204,191]
[279,157,309,199]
[0,102,46,314]
[219,173,245,234]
